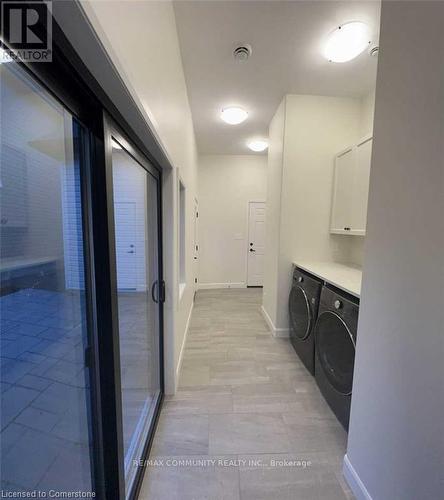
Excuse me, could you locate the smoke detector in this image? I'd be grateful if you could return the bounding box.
[369,45,379,57]
[233,44,252,62]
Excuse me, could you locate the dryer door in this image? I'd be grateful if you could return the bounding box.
[315,311,356,395]
[289,285,312,341]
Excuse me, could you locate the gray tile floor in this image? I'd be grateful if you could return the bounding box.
[1,288,92,493]
[139,288,354,500]
[0,287,156,493]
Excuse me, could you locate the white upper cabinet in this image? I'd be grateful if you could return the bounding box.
[330,136,372,236]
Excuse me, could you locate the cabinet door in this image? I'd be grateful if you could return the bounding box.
[351,138,372,234]
[330,148,354,232]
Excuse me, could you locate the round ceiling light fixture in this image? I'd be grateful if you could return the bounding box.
[324,22,371,63]
[247,139,268,152]
[220,107,248,125]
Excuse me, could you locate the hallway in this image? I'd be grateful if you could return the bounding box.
[139,289,354,500]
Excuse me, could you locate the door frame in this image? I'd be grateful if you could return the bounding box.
[2,12,166,499]
[246,200,266,287]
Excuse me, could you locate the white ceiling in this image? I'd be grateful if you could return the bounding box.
[173,0,381,155]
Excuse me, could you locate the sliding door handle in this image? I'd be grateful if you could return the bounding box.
[151,280,166,303]
[160,280,166,303]
[151,281,159,303]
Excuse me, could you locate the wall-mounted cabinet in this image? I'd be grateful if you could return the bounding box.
[330,136,372,236]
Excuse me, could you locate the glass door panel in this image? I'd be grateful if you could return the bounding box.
[0,63,94,493]
[110,139,161,494]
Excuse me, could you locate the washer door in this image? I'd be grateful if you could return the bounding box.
[289,285,312,341]
[315,311,356,395]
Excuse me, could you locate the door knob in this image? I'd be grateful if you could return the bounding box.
[127,250,135,254]
[249,248,256,252]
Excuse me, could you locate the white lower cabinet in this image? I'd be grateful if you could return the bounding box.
[330,136,372,236]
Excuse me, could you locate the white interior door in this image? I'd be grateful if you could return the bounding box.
[247,201,266,286]
[114,201,137,290]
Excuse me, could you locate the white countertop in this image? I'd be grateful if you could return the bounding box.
[293,261,363,298]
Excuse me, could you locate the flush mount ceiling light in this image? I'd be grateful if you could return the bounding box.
[112,139,122,150]
[247,139,268,152]
[324,22,371,63]
[220,107,248,125]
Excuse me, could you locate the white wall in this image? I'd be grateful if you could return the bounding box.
[262,100,286,328]
[359,90,376,138]
[344,2,444,499]
[347,89,376,268]
[81,0,198,393]
[198,155,267,288]
[282,96,361,263]
[263,95,362,333]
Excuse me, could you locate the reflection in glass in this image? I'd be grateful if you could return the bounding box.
[0,64,93,492]
[111,142,160,493]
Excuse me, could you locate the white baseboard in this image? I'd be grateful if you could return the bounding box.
[175,300,194,392]
[343,454,373,500]
[198,282,247,290]
[261,305,290,338]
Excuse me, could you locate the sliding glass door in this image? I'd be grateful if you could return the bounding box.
[0,62,95,493]
[108,131,163,496]
[1,34,164,500]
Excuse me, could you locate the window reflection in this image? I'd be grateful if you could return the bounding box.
[111,142,160,493]
[0,64,93,493]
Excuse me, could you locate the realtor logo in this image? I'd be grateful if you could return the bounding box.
[1,0,52,62]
